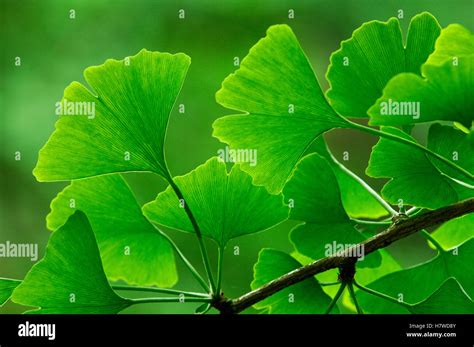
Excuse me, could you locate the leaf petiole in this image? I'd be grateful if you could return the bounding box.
[166,177,217,294]
[325,282,346,314]
[353,280,410,309]
[330,153,397,217]
[347,282,363,314]
[347,121,474,183]
[406,206,422,216]
[216,246,224,296]
[112,285,210,298]
[130,297,212,305]
[153,225,210,292]
[351,218,392,226]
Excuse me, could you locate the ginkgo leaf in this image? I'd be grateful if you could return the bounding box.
[368,59,473,127]
[326,12,441,119]
[311,137,388,219]
[213,24,349,194]
[33,49,190,181]
[357,238,474,313]
[430,213,474,250]
[408,278,474,314]
[143,157,289,248]
[427,124,474,182]
[366,125,473,209]
[12,211,131,313]
[426,24,474,66]
[0,278,21,306]
[47,175,177,287]
[368,24,473,127]
[252,249,335,313]
[283,153,381,268]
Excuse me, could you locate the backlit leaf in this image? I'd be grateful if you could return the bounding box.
[213,24,349,194]
[12,211,131,313]
[408,278,474,314]
[368,25,473,127]
[47,175,177,287]
[143,157,289,248]
[366,125,473,209]
[326,12,440,118]
[357,238,474,313]
[284,153,381,268]
[34,49,190,181]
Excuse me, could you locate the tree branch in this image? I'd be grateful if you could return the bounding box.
[212,198,474,314]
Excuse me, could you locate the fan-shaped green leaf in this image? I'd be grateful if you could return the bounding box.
[357,238,474,313]
[369,24,473,127]
[426,24,474,66]
[33,49,190,181]
[366,125,473,209]
[213,24,349,194]
[47,175,177,287]
[12,211,131,313]
[252,249,335,313]
[408,278,474,314]
[326,12,441,118]
[143,157,289,248]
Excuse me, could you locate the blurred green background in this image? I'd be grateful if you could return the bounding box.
[1,0,472,313]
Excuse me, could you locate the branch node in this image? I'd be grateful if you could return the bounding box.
[338,259,357,284]
[211,292,235,315]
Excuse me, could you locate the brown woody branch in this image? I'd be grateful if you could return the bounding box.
[212,198,474,314]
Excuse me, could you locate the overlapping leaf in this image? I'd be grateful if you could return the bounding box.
[47,175,177,287]
[357,238,474,313]
[143,157,289,248]
[311,137,388,218]
[366,125,473,209]
[283,153,381,267]
[251,249,335,313]
[369,24,474,126]
[408,278,474,314]
[430,213,474,249]
[213,24,349,194]
[326,12,441,118]
[12,212,131,313]
[427,124,474,182]
[426,24,474,66]
[0,278,21,306]
[34,49,190,181]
